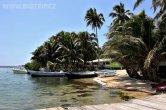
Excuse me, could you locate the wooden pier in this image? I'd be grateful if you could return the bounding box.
[40,94,166,110]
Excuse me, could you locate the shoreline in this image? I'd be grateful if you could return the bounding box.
[94,70,156,99]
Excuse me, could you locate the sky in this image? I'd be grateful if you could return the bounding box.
[0,0,156,66]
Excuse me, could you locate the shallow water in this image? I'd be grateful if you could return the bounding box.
[0,68,123,110]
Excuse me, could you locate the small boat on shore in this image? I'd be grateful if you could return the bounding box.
[13,67,27,74]
[97,70,116,77]
[28,70,67,77]
[65,71,98,79]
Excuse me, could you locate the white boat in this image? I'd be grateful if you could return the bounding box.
[13,68,27,74]
[28,70,67,77]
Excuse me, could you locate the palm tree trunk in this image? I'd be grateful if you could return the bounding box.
[144,48,160,82]
[126,67,143,79]
[95,27,100,68]
[83,52,87,69]
[140,68,148,80]
[144,35,166,82]
[126,68,134,78]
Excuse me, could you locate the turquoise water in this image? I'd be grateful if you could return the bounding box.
[104,71,115,74]
[0,68,123,110]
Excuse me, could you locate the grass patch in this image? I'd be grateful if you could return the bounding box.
[111,62,122,69]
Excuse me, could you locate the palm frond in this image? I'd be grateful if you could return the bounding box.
[134,0,144,10]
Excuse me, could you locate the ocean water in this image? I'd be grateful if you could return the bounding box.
[0,68,123,110]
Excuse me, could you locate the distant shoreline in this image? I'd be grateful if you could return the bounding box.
[0,66,17,68]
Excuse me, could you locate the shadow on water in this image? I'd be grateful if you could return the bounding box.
[29,77,69,85]
[29,77,102,90]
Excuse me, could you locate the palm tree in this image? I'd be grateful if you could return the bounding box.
[105,10,157,80]
[143,17,166,81]
[134,0,166,18]
[31,45,46,67]
[134,1,166,81]
[29,31,99,71]
[77,32,98,68]
[84,8,105,41]
[109,2,133,28]
[84,8,105,67]
[106,9,166,82]
[55,32,84,71]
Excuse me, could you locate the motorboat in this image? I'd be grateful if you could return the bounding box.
[28,70,67,77]
[65,71,98,79]
[13,67,27,74]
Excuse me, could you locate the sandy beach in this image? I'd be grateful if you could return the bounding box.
[94,70,156,99]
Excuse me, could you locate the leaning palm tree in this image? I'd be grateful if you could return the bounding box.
[134,1,166,81]
[109,2,133,28]
[105,10,158,80]
[143,16,166,82]
[84,8,105,67]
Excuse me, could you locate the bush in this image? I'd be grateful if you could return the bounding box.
[25,61,42,71]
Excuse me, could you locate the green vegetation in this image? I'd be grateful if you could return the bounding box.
[103,2,166,82]
[111,62,122,70]
[85,8,105,66]
[109,2,133,29]
[25,31,98,72]
[134,0,166,18]
[84,8,105,44]
[25,1,166,83]
[26,8,106,72]
[25,61,42,71]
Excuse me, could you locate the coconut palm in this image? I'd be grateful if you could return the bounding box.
[109,2,133,29]
[55,32,84,71]
[143,17,166,81]
[77,32,98,67]
[84,8,105,67]
[134,0,166,18]
[107,8,166,82]
[84,8,105,41]
[29,31,99,71]
[105,11,157,80]
[31,45,46,67]
[132,0,166,81]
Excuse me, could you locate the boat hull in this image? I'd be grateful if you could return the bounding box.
[28,70,66,77]
[65,72,98,79]
[13,69,27,74]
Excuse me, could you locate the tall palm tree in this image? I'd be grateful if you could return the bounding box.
[109,2,133,28]
[84,8,105,41]
[84,8,105,67]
